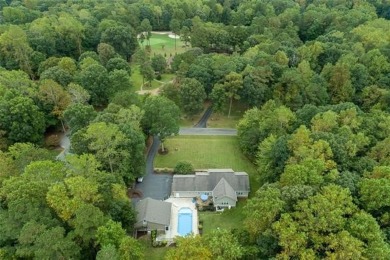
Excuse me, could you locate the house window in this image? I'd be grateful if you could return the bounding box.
[165,226,169,231]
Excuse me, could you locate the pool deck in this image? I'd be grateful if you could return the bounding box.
[157,198,198,241]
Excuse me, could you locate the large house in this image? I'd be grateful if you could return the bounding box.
[171,169,250,210]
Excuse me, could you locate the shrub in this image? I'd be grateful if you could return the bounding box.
[174,161,194,175]
[152,240,167,247]
[151,230,157,246]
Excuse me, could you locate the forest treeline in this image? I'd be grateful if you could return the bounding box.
[1,0,390,259]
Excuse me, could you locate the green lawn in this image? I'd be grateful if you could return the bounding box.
[207,101,248,128]
[199,201,247,235]
[179,103,210,127]
[142,32,189,57]
[179,113,203,127]
[154,135,259,192]
[139,235,169,260]
[130,65,143,90]
[130,64,175,91]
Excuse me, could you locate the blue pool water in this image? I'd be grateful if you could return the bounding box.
[177,207,192,236]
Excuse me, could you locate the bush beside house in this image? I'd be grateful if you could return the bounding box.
[174,161,194,174]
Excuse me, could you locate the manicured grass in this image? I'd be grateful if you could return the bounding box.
[139,235,169,260]
[180,113,203,127]
[199,201,247,235]
[154,135,259,192]
[142,33,189,57]
[159,73,176,82]
[207,114,240,128]
[130,65,143,90]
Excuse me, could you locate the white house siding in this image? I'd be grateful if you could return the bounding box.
[236,191,249,198]
[214,196,237,208]
[172,191,210,198]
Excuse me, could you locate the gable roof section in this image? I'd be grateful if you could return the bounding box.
[172,169,250,193]
[136,198,171,226]
[212,178,237,201]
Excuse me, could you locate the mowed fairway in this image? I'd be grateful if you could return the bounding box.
[154,135,259,191]
[143,32,188,57]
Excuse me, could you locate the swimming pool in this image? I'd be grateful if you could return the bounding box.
[177,207,192,236]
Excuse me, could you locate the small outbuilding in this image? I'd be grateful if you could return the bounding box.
[134,198,172,233]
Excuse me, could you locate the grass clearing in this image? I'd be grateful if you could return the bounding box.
[179,103,211,127]
[154,135,259,192]
[207,101,248,128]
[179,113,203,127]
[142,33,189,57]
[130,65,143,90]
[130,64,175,92]
[199,201,247,235]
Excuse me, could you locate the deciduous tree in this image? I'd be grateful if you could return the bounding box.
[141,96,180,152]
[0,93,45,144]
[179,78,206,117]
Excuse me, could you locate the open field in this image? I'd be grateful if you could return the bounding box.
[154,135,259,192]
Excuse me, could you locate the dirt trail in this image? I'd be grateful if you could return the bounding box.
[136,88,161,96]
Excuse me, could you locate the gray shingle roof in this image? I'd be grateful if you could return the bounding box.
[213,178,237,201]
[136,198,171,226]
[172,169,250,193]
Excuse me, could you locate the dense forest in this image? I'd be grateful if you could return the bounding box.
[1,0,390,259]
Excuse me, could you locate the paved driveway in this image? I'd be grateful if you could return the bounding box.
[179,127,237,135]
[136,173,172,200]
[135,136,172,201]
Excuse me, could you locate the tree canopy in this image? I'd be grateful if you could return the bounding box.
[0,0,390,258]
